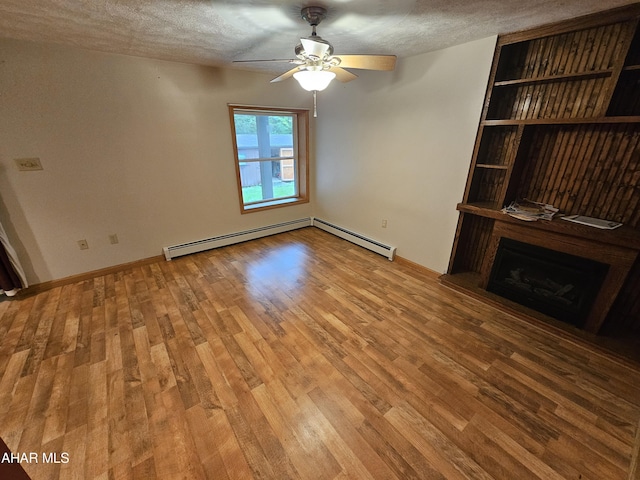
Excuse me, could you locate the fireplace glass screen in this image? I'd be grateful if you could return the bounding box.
[487,238,609,327]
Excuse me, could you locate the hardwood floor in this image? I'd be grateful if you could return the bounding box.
[1,227,639,479]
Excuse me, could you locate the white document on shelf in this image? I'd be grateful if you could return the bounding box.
[561,215,623,230]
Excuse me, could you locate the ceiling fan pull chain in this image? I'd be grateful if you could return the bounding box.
[313,90,318,117]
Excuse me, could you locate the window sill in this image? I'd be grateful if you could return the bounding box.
[242,197,308,213]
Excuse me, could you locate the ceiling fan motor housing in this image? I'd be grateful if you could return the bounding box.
[301,6,327,27]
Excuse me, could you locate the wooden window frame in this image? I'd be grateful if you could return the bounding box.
[228,104,309,214]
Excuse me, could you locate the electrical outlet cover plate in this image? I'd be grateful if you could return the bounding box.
[15,157,43,171]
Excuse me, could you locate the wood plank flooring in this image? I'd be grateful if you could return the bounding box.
[1,227,639,479]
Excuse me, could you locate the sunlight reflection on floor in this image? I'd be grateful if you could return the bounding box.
[245,242,310,292]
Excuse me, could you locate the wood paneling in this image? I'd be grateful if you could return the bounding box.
[488,77,611,120]
[476,126,520,166]
[468,168,507,204]
[450,214,494,274]
[496,22,635,81]
[1,228,639,479]
[516,124,640,224]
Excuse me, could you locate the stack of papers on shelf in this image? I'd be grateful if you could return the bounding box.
[502,199,559,221]
[561,215,623,230]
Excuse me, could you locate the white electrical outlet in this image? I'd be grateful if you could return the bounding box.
[77,239,89,250]
[109,234,119,245]
[382,219,388,228]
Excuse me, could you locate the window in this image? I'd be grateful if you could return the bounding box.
[229,105,309,213]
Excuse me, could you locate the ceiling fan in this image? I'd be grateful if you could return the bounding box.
[233,5,397,94]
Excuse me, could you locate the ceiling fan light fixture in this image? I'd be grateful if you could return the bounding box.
[293,70,336,91]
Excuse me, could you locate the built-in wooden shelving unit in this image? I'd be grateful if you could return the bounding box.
[446,4,640,335]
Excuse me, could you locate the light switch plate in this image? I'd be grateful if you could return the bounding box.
[15,157,43,171]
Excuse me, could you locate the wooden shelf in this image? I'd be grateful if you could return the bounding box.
[475,164,508,170]
[494,69,612,87]
[483,116,640,126]
[457,202,640,250]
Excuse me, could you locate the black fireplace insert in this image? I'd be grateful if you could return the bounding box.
[487,238,609,327]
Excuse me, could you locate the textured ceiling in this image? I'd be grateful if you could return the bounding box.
[0,0,638,75]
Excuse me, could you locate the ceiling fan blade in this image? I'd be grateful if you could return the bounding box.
[328,66,358,83]
[233,59,298,64]
[301,37,330,59]
[333,55,397,71]
[270,66,300,83]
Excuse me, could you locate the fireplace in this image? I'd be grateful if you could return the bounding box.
[487,238,609,327]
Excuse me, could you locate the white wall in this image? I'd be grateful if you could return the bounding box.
[0,39,314,283]
[314,36,496,273]
[0,35,495,285]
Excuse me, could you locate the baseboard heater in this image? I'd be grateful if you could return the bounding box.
[162,216,396,262]
[163,217,312,260]
[311,217,396,261]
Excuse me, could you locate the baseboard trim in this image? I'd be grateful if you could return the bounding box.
[394,256,441,279]
[23,255,165,296]
[21,243,440,296]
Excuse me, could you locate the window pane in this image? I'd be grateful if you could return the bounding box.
[234,113,294,160]
[240,160,297,204]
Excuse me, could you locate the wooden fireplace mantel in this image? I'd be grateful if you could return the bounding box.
[457,203,640,251]
[474,209,639,334]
